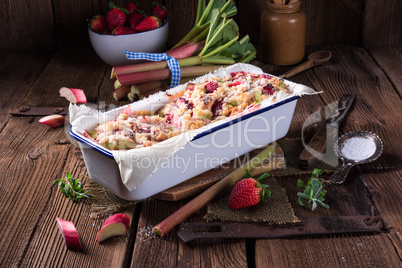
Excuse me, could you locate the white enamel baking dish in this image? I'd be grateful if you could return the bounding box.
[69,64,316,200]
[69,95,300,201]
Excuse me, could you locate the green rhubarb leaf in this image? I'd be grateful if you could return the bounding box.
[219,0,237,18]
[174,0,230,47]
[194,0,206,25]
[202,55,235,65]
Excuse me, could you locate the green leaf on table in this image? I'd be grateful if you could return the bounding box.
[53,172,95,202]
[297,169,329,211]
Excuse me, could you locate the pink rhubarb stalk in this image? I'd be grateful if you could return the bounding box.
[110,41,205,78]
[153,146,276,237]
[130,76,197,96]
[116,65,230,87]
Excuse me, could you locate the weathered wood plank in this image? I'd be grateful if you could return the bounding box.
[361,169,402,261]
[0,49,135,267]
[165,0,199,47]
[301,45,402,170]
[368,47,402,97]
[0,1,55,50]
[0,51,53,131]
[131,200,248,267]
[363,0,402,48]
[254,45,402,267]
[22,48,108,107]
[361,169,402,229]
[0,119,71,268]
[255,170,401,268]
[255,232,400,268]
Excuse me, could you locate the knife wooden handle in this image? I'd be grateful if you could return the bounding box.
[299,125,338,170]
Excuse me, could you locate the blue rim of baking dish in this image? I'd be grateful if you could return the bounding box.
[69,95,300,159]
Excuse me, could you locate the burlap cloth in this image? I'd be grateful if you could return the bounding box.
[205,176,299,224]
[85,137,339,220]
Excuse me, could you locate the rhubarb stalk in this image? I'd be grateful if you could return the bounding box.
[110,41,206,79]
[116,65,231,87]
[153,146,276,237]
[113,86,131,100]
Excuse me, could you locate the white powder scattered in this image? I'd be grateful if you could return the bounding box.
[341,137,376,162]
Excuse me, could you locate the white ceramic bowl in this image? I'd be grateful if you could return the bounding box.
[88,21,169,66]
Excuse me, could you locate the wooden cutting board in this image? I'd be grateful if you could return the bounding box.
[153,143,285,201]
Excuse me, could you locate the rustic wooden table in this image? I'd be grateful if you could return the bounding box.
[0,45,401,268]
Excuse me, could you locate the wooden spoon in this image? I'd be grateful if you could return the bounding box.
[279,50,332,79]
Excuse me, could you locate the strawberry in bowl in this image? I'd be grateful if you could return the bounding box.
[88,1,168,66]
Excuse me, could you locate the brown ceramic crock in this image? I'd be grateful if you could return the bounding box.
[260,1,306,65]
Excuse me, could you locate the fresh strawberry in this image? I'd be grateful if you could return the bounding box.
[126,10,145,30]
[112,25,135,35]
[88,14,107,33]
[125,2,138,13]
[106,1,129,31]
[228,172,271,209]
[135,15,162,32]
[204,81,218,93]
[151,2,167,21]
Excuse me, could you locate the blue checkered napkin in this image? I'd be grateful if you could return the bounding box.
[125,51,181,88]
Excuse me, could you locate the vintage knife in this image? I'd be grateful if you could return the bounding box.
[298,94,355,170]
[178,215,382,242]
[10,104,109,116]
[10,106,69,116]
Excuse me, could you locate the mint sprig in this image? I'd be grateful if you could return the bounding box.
[53,172,95,202]
[297,169,329,211]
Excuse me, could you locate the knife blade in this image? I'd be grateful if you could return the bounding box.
[299,94,355,170]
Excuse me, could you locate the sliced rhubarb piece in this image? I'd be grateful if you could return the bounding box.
[59,87,87,104]
[38,114,65,128]
[96,213,131,243]
[56,217,82,249]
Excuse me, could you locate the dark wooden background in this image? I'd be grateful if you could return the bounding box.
[1,0,401,51]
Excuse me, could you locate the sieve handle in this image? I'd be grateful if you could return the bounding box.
[330,162,355,184]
